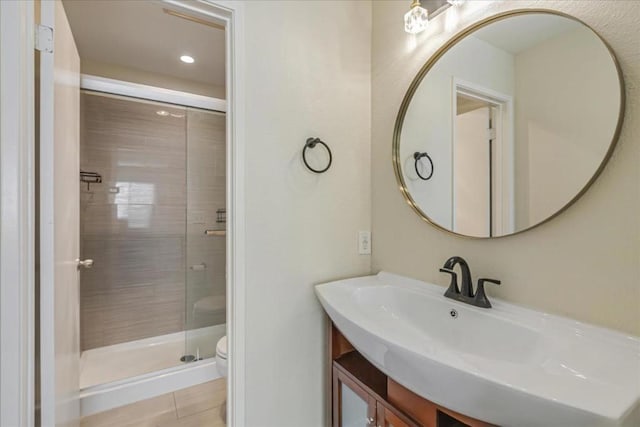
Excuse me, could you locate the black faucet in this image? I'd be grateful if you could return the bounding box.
[439,256,501,308]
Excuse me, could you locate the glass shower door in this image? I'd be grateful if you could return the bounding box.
[184,108,227,361]
[79,92,192,385]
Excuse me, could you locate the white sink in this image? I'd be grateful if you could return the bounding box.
[315,272,640,427]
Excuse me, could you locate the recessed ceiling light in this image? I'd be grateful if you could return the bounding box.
[180,55,195,64]
[156,110,170,116]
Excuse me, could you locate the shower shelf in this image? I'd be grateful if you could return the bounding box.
[216,208,226,224]
[80,170,102,190]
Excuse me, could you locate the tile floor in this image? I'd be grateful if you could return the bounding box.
[81,379,226,427]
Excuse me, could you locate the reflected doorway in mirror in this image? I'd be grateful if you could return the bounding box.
[452,79,514,237]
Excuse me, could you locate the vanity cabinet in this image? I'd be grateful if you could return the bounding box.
[332,362,376,426]
[329,323,495,427]
[333,351,418,427]
[377,401,418,427]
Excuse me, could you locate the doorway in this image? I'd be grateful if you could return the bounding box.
[32,0,244,425]
[454,99,496,236]
[452,79,514,237]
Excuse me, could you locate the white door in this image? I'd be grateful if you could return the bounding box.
[39,0,81,425]
[454,106,491,237]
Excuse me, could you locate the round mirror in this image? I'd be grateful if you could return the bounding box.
[394,10,624,238]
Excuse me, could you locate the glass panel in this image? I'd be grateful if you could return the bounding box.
[79,92,189,386]
[341,383,369,427]
[185,108,227,360]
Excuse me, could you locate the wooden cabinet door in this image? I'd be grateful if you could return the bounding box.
[333,367,377,427]
[376,401,421,427]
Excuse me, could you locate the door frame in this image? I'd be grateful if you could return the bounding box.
[0,0,246,425]
[451,77,515,235]
[172,2,247,425]
[146,2,248,426]
[0,0,36,426]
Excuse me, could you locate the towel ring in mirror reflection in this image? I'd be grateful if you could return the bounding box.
[414,152,434,180]
[303,137,332,174]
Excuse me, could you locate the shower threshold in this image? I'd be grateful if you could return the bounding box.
[80,324,226,416]
[80,324,225,389]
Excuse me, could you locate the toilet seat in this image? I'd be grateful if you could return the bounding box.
[216,336,228,378]
[194,295,226,314]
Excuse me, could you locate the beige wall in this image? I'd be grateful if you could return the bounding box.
[514,27,621,228]
[243,2,371,426]
[81,59,225,99]
[372,1,640,335]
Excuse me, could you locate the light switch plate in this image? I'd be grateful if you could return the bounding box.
[358,231,371,255]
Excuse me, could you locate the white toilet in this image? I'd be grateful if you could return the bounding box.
[216,335,227,377]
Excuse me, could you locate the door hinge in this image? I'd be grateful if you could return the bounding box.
[487,127,497,140]
[35,25,54,53]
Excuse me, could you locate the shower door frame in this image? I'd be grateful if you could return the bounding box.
[80,75,227,112]
[78,86,225,415]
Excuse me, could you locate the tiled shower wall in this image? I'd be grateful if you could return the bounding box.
[80,93,226,350]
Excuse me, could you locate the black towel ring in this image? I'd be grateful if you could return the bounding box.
[303,137,332,174]
[414,152,434,180]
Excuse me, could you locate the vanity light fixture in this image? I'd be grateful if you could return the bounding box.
[180,55,195,64]
[404,0,468,35]
[404,0,429,34]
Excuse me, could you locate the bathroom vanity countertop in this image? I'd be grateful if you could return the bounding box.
[316,272,640,427]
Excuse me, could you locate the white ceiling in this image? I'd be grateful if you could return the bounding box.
[62,0,225,87]
[472,14,583,55]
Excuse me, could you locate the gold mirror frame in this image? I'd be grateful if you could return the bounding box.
[392,9,626,239]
